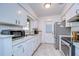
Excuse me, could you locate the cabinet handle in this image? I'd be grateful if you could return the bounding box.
[23,48,24,52]
[17,20,20,24]
[16,20,17,24]
[18,45,22,48]
[76,9,79,14]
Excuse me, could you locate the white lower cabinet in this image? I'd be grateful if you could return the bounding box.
[0,37,12,56]
[75,47,79,56]
[12,43,24,56]
[12,36,40,56]
[32,36,40,52]
[23,38,34,56]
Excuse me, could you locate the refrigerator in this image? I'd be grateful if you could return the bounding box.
[54,21,71,50]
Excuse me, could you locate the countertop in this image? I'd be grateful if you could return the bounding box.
[59,35,71,37]
[12,34,38,46]
[0,35,14,38]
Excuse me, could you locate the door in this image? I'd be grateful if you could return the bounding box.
[42,21,54,44]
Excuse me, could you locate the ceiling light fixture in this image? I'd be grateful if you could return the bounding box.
[18,10,22,14]
[44,3,51,8]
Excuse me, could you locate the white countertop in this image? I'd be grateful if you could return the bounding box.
[0,35,14,38]
[12,35,37,46]
[59,35,71,37]
[0,34,38,46]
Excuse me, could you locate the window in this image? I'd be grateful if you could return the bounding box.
[46,24,52,33]
[26,18,30,31]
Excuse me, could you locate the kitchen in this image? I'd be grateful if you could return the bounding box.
[0,3,79,56]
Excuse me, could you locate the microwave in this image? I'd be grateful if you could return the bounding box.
[1,30,25,39]
[72,32,79,42]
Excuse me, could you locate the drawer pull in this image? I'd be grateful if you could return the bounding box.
[18,45,22,48]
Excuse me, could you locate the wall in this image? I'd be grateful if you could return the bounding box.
[19,3,39,20]
[38,15,61,43]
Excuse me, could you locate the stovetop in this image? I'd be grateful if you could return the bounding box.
[61,37,73,44]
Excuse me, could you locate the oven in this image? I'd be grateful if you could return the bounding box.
[61,39,71,56]
[61,37,75,56]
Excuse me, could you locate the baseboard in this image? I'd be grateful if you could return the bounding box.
[32,43,42,56]
[60,50,65,56]
[41,43,55,45]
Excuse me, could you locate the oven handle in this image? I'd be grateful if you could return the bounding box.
[61,40,71,47]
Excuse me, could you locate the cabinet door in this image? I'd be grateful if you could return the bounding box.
[32,36,40,51]
[65,4,79,27]
[23,38,34,56]
[0,3,27,26]
[0,3,18,24]
[12,44,24,56]
[75,47,79,56]
[16,4,27,26]
[0,37,12,56]
[32,37,37,51]
[37,33,41,45]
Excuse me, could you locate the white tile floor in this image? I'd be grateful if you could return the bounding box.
[33,44,64,56]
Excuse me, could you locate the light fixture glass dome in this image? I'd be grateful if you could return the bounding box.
[44,3,51,8]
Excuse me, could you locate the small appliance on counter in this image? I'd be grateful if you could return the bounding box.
[33,28,39,34]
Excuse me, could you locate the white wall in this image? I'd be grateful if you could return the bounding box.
[38,15,61,43]
[20,3,39,20]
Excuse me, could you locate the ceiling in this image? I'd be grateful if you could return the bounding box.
[28,3,66,17]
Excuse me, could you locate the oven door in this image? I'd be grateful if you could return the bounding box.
[61,40,71,56]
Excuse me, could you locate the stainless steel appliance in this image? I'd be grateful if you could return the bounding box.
[61,37,75,56]
[1,30,25,39]
[54,22,71,49]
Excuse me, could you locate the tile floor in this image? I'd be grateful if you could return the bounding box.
[33,43,64,56]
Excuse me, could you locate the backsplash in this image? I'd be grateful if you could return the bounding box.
[0,25,23,34]
[63,27,71,35]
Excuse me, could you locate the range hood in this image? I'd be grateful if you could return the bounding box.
[68,14,79,22]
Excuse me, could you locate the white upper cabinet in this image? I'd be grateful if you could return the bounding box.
[0,4,17,24]
[66,4,79,21]
[0,3,27,26]
[16,4,27,26]
[62,4,79,27]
